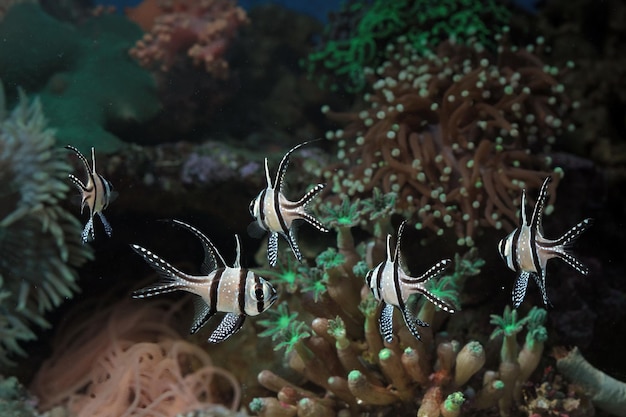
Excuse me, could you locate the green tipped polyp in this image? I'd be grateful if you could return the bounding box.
[444,392,465,411]
[379,348,392,361]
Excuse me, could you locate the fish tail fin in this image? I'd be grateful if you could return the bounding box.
[402,259,456,313]
[553,218,593,275]
[297,183,325,207]
[130,244,188,298]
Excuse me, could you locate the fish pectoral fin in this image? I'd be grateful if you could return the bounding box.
[268,232,279,267]
[400,307,426,342]
[97,212,113,237]
[379,303,395,343]
[190,296,215,334]
[247,221,267,239]
[208,313,246,343]
[512,270,532,308]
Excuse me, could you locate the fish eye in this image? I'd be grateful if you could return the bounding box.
[251,283,264,301]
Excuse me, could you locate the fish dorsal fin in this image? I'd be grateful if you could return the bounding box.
[520,189,529,226]
[264,158,273,188]
[385,233,394,263]
[530,176,551,233]
[233,234,242,268]
[65,145,92,176]
[274,141,309,193]
[393,220,407,265]
[171,219,225,273]
[90,147,96,174]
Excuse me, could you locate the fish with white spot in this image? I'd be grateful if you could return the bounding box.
[131,220,278,343]
[365,221,455,343]
[249,141,328,267]
[65,145,116,243]
[498,176,593,308]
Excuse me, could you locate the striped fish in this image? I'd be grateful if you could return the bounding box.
[498,176,593,308]
[65,145,115,243]
[365,221,455,343]
[131,220,278,343]
[249,141,328,267]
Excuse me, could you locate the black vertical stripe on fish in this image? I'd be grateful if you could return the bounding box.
[511,227,521,271]
[273,185,290,236]
[258,189,267,227]
[209,269,223,315]
[238,268,247,315]
[529,224,543,275]
[254,274,264,314]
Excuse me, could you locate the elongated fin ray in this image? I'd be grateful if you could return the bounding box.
[65,145,91,174]
[400,259,451,285]
[551,218,594,248]
[379,303,395,343]
[274,141,312,193]
[286,228,302,262]
[512,270,531,308]
[130,244,187,298]
[393,220,407,266]
[558,252,589,275]
[208,313,246,343]
[170,219,225,273]
[532,271,552,308]
[530,176,551,232]
[400,306,428,342]
[296,183,326,207]
[233,234,242,268]
[301,213,329,232]
[68,174,87,191]
[97,212,112,237]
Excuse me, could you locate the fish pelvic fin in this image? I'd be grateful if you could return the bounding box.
[130,244,188,298]
[379,303,395,343]
[268,232,279,267]
[81,217,95,244]
[208,313,246,343]
[512,270,532,309]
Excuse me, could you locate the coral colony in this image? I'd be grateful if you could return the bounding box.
[2,1,622,417]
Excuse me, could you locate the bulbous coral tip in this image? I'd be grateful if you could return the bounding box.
[454,340,486,387]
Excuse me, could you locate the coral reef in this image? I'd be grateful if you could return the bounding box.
[0,3,160,153]
[321,30,575,246]
[129,0,248,78]
[555,346,626,417]
[303,0,511,93]
[0,375,38,417]
[0,83,92,365]
[31,298,241,416]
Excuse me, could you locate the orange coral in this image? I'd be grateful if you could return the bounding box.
[129,0,248,78]
[31,298,241,416]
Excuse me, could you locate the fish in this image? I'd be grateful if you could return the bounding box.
[498,176,593,308]
[365,220,455,343]
[65,145,115,243]
[131,219,278,343]
[249,141,328,267]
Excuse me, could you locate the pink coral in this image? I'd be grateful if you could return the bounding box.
[129,0,247,78]
[31,298,241,416]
